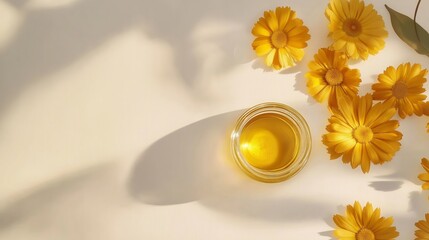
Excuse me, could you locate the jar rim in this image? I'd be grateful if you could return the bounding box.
[230,102,312,183]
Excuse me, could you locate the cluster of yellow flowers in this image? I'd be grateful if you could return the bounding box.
[311,0,429,174]
[320,62,428,173]
[251,0,429,239]
[251,0,429,172]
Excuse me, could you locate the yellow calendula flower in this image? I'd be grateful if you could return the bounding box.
[333,201,399,240]
[252,6,310,70]
[372,63,428,119]
[323,94,402,173]
[419,158,429,191]
[325,0,388,60]
[306,48,361,108]
[416,214,429,240]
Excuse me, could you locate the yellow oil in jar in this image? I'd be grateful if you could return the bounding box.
[239,113,299,170]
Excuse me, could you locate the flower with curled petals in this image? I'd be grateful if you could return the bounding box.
[323,94,402,173]
[333,201,399,240]
[252,6,310,70]
[372,63,427,119]
[306,48,361,108]
[325,0,388,60]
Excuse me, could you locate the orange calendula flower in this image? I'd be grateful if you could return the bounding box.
[415,214,429,240]
[419,158,429,191]
[306,48,361,108]
[323,94,402,173]
[252,6,310,70]
[325,0,388,60]
[333,201,399,240]
[372,63,427,118]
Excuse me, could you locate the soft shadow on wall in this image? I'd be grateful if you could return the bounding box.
[0,162,120,231]
[0,0,275,115]
[1,0,329,116]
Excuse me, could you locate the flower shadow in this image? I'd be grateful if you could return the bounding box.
[394,191,429,239]
[319,230,335,240]
[293,67,320,105]
[318,206,339,240]
[408,191,429,215]
[368,180,404,192]
[375,116,428,184]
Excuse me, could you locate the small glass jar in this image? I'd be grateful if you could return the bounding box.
[231,102,311,183]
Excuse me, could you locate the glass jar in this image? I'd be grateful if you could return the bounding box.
[231,102,312,182]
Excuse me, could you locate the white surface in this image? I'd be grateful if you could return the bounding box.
[0,0,428,239]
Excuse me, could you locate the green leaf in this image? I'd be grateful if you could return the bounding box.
[385,4,429,57]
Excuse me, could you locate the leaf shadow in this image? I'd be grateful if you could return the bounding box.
[0,0,262,117]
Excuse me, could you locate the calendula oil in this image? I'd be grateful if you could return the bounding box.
[239,113,298,170]
[231,103,311,183]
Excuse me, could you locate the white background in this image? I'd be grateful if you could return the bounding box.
[0,0,428,239]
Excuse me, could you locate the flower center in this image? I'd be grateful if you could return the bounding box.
[353,126,373,143]
[271,30,288,48]
[356,228,375,240]
[325,69,344,85]
[392,80,408,99]
[343,19,362,37]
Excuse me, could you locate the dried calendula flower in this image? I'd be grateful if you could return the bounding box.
[323,94,402,173]
[251,6,310,70]
[325,0,388,60]
[415,213,429,240]
[333,201,399,240]
[306,48,361,108]
[372,63,427,119]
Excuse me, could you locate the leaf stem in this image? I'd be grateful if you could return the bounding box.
[414,0,422,42]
